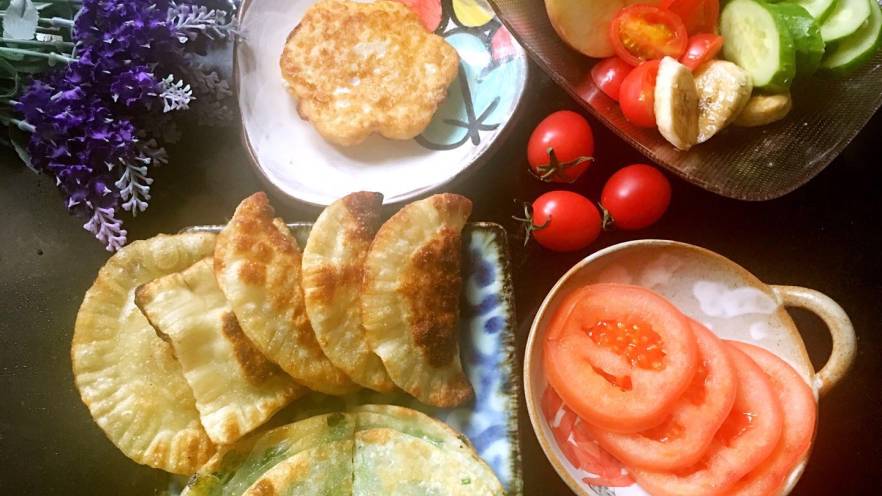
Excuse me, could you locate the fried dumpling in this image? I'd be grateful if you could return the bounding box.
[71,233,217,474]
[135,258,305,445]
[302,192,394,392]
[361,194,474,407]
[214,192,358,395]
[183,412,356,496]
[352,405,503,496]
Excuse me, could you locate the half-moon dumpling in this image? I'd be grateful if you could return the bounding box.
[135,258,305,445]
[214,192,358,395]
[302,192,394,392]
[71,233,217,474]
[361,193,474,407]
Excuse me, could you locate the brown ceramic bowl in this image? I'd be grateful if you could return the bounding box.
[489,0,882,200]
[524,240,856,495]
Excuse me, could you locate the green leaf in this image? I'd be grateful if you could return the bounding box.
[9,125,36,174]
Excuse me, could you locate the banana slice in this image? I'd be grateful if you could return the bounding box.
[734,91,793,127]
[654,56,699,151]
[694,60,753,143]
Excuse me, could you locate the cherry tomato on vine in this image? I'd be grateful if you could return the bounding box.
[609,5,689,66]
[527,111,595,183]
[516,191,602,252]
[600,164,672,230]
[619,59,660,128]
[680,33,724,71]
[591,57,633,101]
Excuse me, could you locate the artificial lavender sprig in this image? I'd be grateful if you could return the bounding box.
[12,0,235,251]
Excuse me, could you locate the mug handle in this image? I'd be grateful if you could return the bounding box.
[771,285,856,397]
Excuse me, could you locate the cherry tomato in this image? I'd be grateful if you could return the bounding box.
[680,33,724,71]
[609,5,689,66]
[520,191,601,252]
[618,60,660,128]
[527,111,595,183]
[662,0,720,34]
[601,163,672,230]
[591,57,633,101]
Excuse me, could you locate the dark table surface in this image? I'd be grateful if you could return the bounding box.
[2,68,881,495]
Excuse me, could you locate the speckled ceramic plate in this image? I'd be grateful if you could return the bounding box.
[184,222,523,494]
[234,0,528,207]
[524,240,856,496]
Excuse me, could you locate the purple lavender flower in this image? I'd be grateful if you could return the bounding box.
[15,0,232,251]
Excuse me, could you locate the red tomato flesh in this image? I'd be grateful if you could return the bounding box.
[619,59,660,128]
[681,33,724,71]
[590,320,737,470]
[542,386,636,487]
[663,0,720,34]
[609,5,689,66]
[591,56,633,101]
[544,284,698,433]
[527,111,595,183]
[631,343,784,496]
[727,342,817,496]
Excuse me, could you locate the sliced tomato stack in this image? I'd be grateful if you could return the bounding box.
[542,283,817,496]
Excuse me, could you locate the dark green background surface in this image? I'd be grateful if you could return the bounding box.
[2,70,881,494]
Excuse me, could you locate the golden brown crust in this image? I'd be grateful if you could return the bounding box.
[360,193,474,407]
[71,233,217,474]
[342,191,384,242]
[215,192,358,395]
[220,311,276,386]
[249,479,275,496]
[279,0,459,146]
[400,227,462,367]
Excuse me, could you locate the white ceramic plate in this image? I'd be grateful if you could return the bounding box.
[235,0,528,206]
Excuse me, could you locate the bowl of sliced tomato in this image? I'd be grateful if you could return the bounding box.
[524,239,857,495]
[490,0,882,200]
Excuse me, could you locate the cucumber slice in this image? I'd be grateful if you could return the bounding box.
[820,0,871,41]
[794,0,838,20]
[820,0,882,75]
[768,3,826,75]
[721,0,797,91]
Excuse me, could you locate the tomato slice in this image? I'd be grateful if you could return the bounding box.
[619,59,660,128]
[544,284,698,433]
[631,343,784,496]
[542,386,636,487]
[591,56,633,101]
[589,320,737,470]
[662,0,720,34]
[727,342,817,496]
[609,5,689,66]
[680,33,724,71]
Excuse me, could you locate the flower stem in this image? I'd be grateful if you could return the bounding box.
[0,14,76,28]
[0,114,35,133]
[0,37,74,48]
[0,46,74,63]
